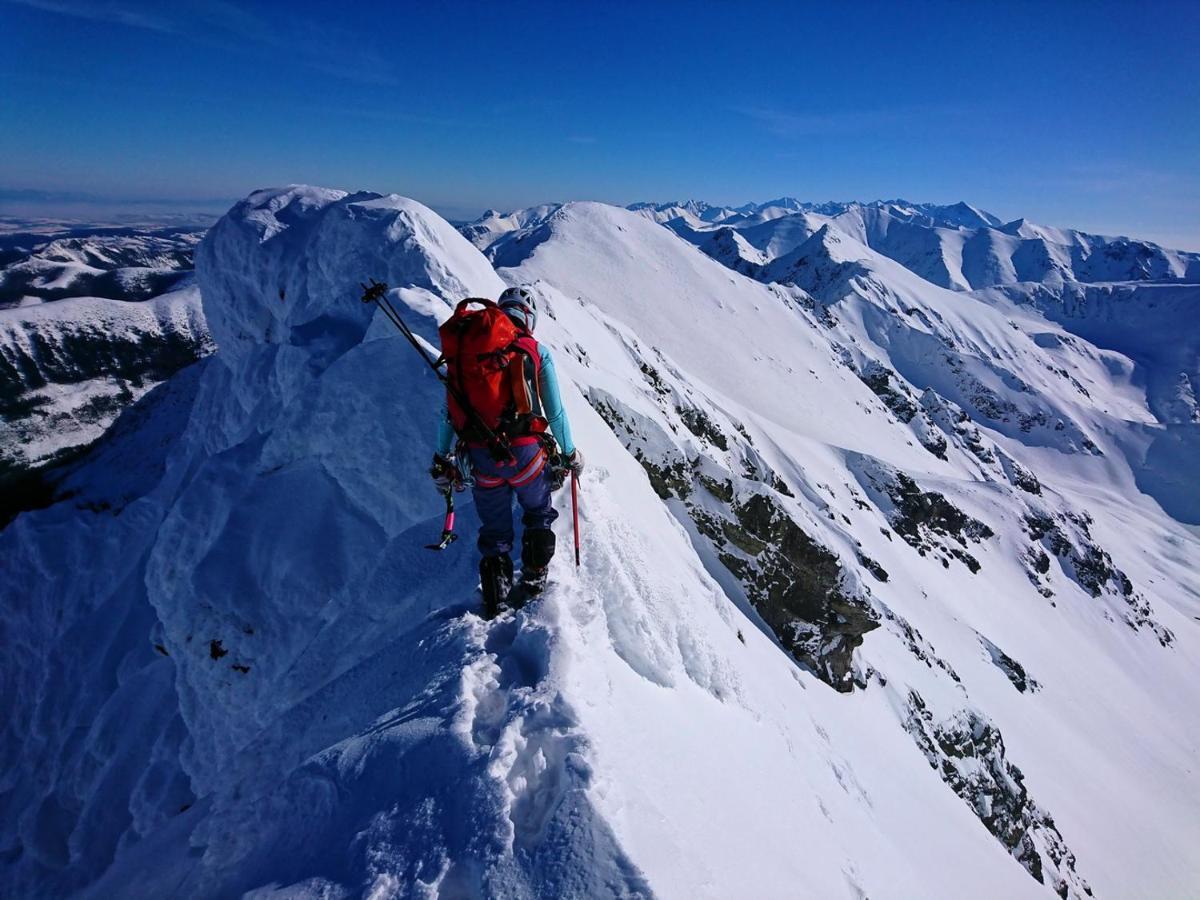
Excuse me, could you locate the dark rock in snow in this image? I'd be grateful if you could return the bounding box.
[638,452,693,501]
[859,360,918,423]
[888,472,994,548]
[1022,508,1170,642]
[980,636,1041,693]
[698,472,734,503]
[905,693,1092,898]
[725,493,880,691]
[678,405,729,450]
[856,551,889,582]
[878,604,961,683]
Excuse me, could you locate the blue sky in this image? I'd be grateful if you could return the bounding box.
[2,0,1198,247]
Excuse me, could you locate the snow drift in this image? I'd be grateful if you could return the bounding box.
[3,187,1199,899]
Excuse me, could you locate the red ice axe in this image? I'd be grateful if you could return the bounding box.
[571,470,581,567]
[425,487,459,551]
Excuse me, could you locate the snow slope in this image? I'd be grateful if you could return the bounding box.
[0,284,211,473]
[3,187,1199,899]
[975,278,1200,524]
[0,221,214,527]
[479,201,1200,896]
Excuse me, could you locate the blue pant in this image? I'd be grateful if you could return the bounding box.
[469,443,558,558]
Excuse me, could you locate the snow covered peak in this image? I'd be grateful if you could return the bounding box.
[997,217,1073,244]
[625,199,736,226]
[846,199,1005,231]
[697,225,767,277]
[753,196,806,213]
[914,200,1004,229]
[460,202,565,253]
[198,186,501,363]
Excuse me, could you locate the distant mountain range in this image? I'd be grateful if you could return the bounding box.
[466,199,1200,292]
[0,221,207,307]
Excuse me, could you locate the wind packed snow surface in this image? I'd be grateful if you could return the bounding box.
[3,187,1200,899]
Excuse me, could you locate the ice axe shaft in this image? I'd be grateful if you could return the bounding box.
[425,487,458,551]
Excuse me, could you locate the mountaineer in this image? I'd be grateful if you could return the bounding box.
[429,286,583,616]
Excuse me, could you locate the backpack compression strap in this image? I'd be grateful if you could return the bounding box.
[452,297,499,314]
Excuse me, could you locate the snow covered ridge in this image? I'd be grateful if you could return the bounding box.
[3,186,1199,898]
[469,199,1200,525]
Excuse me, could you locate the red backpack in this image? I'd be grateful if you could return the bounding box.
[438,298,544,445]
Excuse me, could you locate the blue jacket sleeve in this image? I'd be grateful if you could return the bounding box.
[435,404,455,457]
[538,346,576,455]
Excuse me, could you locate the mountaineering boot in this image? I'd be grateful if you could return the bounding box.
[506,572,544,612]
[519,565,548,594]
[510,528,555,610]
[480,554,514,619]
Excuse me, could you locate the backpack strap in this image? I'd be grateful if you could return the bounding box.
[453,297,498,315]
[509,335,545,424]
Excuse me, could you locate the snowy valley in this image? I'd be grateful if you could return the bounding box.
[2,188,1199,899]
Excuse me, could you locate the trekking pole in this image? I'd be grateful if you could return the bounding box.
[360,279,446,380]
[571,470,581,567]
[425,486,458,551]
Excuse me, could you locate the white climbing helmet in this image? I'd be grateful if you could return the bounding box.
[498,285,537,332]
